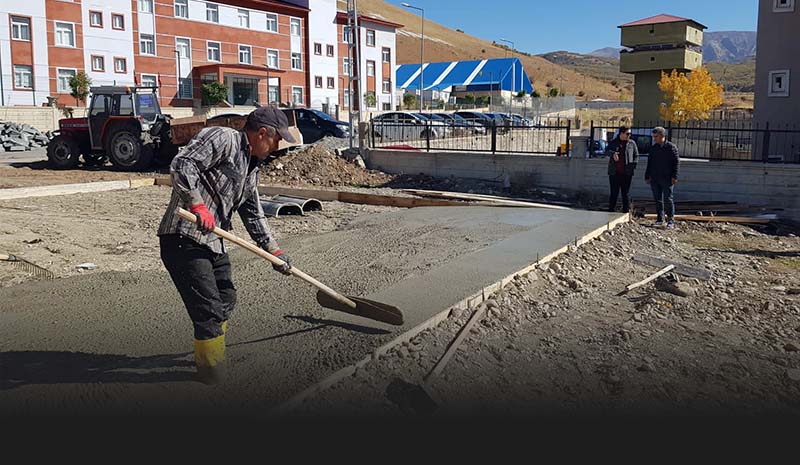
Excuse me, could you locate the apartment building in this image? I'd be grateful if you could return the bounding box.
[335,11,401,114]
[754,0,800,124]
[0,0,399,112]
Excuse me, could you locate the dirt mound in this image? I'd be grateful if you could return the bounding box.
[262,144,394,187]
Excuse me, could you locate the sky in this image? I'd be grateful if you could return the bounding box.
[384,0,758,55]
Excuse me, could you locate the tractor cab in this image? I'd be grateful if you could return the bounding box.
[86,86,162,150]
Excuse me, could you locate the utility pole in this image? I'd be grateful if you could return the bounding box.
[402,3,424,113]
[346,0,362,150]
[500,38,515,106]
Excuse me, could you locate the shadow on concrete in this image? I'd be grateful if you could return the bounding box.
[698,249,800,259]
[229,315,390,349]
[0,350,195,390]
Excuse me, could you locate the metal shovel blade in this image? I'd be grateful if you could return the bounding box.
[316,291,404,326]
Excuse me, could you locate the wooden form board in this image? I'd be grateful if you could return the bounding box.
[0,179,157,201]
[643,214,771,224]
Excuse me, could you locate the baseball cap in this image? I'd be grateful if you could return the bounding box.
[246,105,297,143]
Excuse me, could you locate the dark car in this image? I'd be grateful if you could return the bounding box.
[281,108,350,144]
[434,113,487,135]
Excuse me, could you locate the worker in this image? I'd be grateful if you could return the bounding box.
[157,106,296,384]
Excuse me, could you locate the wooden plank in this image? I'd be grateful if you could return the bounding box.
[0,180,132,201]
[643,214,771,224]
[619,265,676,295]
[427,303,490,381]
[154,176,173,186]
[129,178,156,189]
[632,253,713,280]
[338,191,471,208]
[403,189,570,210]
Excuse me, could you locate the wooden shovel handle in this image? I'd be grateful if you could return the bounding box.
[176,208,356,310]
[0,254,10,261]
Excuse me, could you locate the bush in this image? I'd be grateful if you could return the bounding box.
[531,90,541,98]
[364,92,377,108]
[464,93,476,105]
[403,93,417,109]
[548,88,559,97]
[201,81,229,106]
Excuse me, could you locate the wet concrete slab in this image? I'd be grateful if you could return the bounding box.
[0,206,624,415]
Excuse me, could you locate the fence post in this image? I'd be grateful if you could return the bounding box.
[566,119,571,157]
[370,120,375,148]
[426,119,431,152]
[491,119,497,155]
[589,120,594,148]
[666,121,673,142]
[762,121,771,163]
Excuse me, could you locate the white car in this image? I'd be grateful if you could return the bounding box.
[371,112,448,141]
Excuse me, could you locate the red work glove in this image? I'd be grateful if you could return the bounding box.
[189,203,215,233]
[271,249,292,275]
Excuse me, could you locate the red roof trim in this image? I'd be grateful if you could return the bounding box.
[619,14,707,29]
[335,11,403,29]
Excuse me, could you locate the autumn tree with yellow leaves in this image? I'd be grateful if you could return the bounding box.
[658,67,724,123]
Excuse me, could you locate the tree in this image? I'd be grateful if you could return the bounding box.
[531,90,541,98]
[548,87,560,97]
[403,93,417,109]
[68,71,92,107]
[476,95,490,106]
[364,92,377,108]
[201,81,229,106]
[658,67,724,123]
[515,90,527,100]
[463,93,476,105]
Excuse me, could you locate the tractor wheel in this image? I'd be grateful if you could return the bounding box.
[107,128,154,171]
[46,135,81,170]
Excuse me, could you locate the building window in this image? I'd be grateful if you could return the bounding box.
[90,11,103,28]
[206,4,219,23]
[366,60,375,77]
[291,52,302,70]
[176,38,191,59]
[139,0,153,14]
[179,77,192,99]
[112,14,125,30]
[266,13,278,32]
[366,30,376,47]
[343,26,352,44]
[114,57,127,73]
[139,34,155,55]
[769,70,791,97]
[239,45,252,65]
[315,76,322,88]
[327,45,334,57]
[238,9,250,28]
[366,91,376,107]
[382,102,391,111]
[291,18,301,36]
[650,56,656,62]
[57,69,76,93]
[292,86,304,105]
[91,55,105,72]
[207,42,221,62]
[382,48,391,63]
[13,65,32,89]
[327,77,335,89]
[11,16,30,41]
[774,0,795,12]
[55,22,75,47]
[174,0,188,18]
[343,58,351,75]
[267,49,279,69]
[343,89,350,107]
[269,85,279,104]
[314,43,322,55]
[382,78,391,94]
[141,74,158,88]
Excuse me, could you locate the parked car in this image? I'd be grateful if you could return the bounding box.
[609,127,665,155]
[434,113,487,135]
[280,108,349,144]
[455,111,509,134]
[371,112,447,141]
[589,139,608,157]
[412,113,453,137]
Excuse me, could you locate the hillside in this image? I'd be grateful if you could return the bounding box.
[706,59,757,92]
[539,51,633,90]
[589,47,623,59]
[339,0,626,100]
[703,31,757,64]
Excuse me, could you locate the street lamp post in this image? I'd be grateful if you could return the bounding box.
[402,2,424,113]
[264,62,272,105]
[174,49,182,100]
[499,38,515,105]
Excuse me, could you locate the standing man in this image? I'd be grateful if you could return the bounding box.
[645,126,680,229]
[158,106,296,384]
[606,126,639,213]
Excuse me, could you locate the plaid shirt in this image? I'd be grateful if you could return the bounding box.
[158,126,276,255]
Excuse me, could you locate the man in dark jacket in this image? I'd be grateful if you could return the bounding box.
[605,126,639,213]
[645,126,680,228]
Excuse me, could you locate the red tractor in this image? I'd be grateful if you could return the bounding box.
[47,86,178,171]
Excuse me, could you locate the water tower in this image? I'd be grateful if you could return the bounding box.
[619,14,707,123]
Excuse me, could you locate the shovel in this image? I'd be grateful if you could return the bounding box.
[177,208,404,326]
[387,302,490,415]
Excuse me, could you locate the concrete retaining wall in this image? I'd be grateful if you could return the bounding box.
[366,148,800,219]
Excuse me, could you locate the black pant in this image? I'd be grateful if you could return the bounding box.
[650,179,675,221]
[160,235,236,340]
[609,174,632,212]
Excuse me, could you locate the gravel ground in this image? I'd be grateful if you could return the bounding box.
[296,220,800,417]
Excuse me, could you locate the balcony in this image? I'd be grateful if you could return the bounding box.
[620,48,703,74]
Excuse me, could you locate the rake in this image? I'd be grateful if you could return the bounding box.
[0,254,55,280]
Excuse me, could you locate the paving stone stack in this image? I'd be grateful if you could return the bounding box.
[0,122,53,152]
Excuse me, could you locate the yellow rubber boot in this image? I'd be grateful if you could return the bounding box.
[194,334,225,385]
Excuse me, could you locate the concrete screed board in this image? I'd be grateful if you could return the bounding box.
[0,206,623,415]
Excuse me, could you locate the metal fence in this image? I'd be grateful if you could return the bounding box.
[370,117,571,155]
[590,120,800,163]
